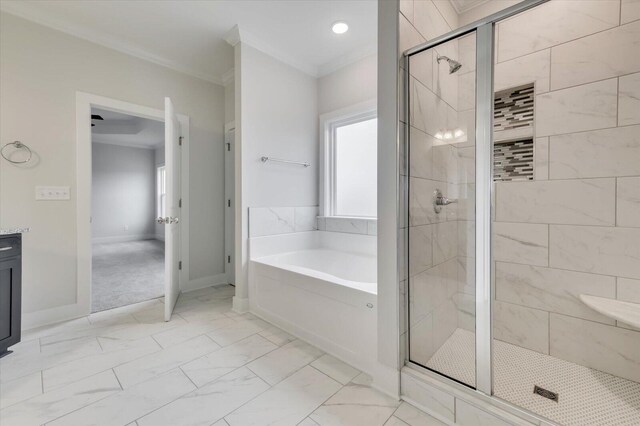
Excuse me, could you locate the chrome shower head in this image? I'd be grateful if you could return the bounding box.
[437,55,462,74]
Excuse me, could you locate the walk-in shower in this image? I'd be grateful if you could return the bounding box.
[402,0,640,425]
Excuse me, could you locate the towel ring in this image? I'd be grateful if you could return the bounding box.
[1,141,32,164]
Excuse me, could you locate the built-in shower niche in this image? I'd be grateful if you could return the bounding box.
[493,83,535,182]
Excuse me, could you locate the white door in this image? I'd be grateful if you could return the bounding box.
[164,97,181,321]
[224,128,235,285]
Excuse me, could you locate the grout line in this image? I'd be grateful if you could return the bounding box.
[179,366,199,389]
[620,0,623,26]
[112,368,124,390]
[495,18,624,66]
[617,76,621,127]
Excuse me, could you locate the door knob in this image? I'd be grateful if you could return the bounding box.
[157,217,179,224]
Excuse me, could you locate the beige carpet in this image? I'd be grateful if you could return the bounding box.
[92,239,164,312]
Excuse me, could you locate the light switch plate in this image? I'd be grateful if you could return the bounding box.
[36,186,70,200]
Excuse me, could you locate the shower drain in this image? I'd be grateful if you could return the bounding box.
[533,385,559,402]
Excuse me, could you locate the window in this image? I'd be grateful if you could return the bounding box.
[320,104,377,218]
[157,165,166,217]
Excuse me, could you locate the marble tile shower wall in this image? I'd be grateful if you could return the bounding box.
[491,0,640,383]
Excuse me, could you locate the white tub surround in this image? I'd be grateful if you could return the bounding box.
[248,231,377,375]
[317,216,377,236]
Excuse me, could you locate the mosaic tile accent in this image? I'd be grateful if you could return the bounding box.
[494,138,534,181]
[494,84,535,133]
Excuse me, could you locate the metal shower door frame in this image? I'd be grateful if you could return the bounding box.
[403,0,549,397]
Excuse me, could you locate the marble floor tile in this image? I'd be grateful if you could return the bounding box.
[0,370,120,426]
[47,369,195,426]
[311,405,396,426]
[152,317,236,348]
[137,367,269,426]
[393,402,446,425]
[206,319,266,346]
[225,366,341,426]
[247,339,324,386]
[310,379,400,426]
[311,354,360,385]
[385,417,410,426]
[181,334,278,387]
[259,325,296,346]
[43,336,161,391]
[114,334,220,388]
[0,336,103,383]
[0,371,42,409]
[0,286,440,426]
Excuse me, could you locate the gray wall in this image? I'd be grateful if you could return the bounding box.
[318,54,377,115]
[0,12,226,316]
[91,143,156,242]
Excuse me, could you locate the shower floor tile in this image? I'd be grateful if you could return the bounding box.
[426,328,640,426]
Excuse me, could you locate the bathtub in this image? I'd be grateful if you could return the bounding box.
[249,231,377,373]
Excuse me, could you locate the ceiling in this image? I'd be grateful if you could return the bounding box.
[0,0,377,84]
[91,108,164,149]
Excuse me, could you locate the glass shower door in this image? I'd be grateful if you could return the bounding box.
[407,31,477,388]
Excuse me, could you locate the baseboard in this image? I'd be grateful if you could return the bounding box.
[182,273,228,292]
[22,302,88,330]
[92,234,156,244]
[232,296,250,313]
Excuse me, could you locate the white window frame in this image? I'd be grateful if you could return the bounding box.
[319,99,377,218]
[157,164,166,217]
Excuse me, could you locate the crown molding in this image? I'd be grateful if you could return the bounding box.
[224,24,318,77]
[0,2,225,86]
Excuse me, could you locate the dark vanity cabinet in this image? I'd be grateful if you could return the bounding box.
[0,234,21,357]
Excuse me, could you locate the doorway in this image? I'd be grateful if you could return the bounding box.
[90,108,165,312]
[76,93,189,321]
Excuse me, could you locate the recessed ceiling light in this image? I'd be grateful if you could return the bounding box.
[332,21,349,34]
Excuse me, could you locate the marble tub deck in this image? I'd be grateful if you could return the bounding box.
[0,285,442,426]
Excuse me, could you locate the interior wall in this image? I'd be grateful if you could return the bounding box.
[225,82,235,124]
[318,54,378,115]
[91,143,156,243]
[234,42,318,304]
[0,12,226,318]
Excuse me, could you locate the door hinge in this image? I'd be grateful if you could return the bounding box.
[179,198,182,208]
[227,255,231,263]
[226,142,231,152]
[178,261,182,270]
[227,199,231,207]
[179,136,184,146]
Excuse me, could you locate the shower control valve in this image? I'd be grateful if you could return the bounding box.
[433,189,458,214]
